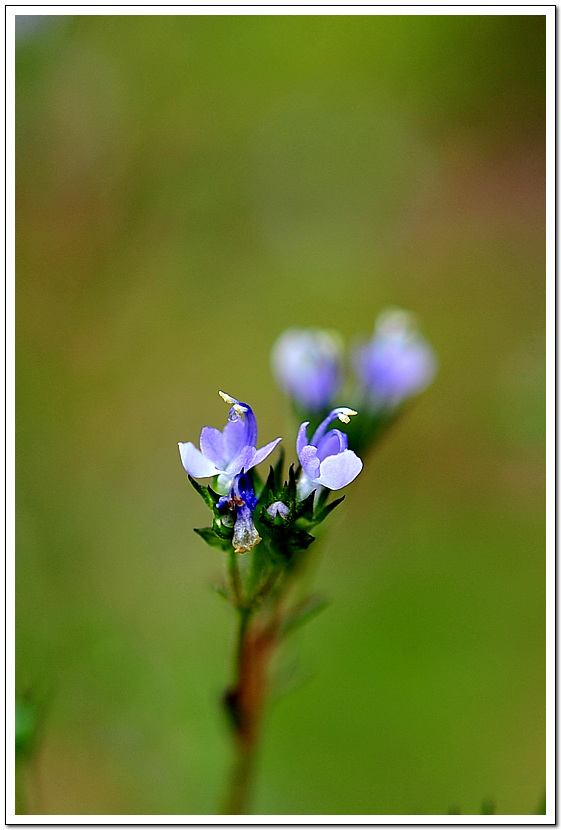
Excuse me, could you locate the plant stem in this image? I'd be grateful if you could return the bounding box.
[222,606,279,815]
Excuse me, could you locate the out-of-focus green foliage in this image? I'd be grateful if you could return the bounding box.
[15,698,38,763]
[16,14,545,815]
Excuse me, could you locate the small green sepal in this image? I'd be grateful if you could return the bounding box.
[313,494,345,525]
[194,526,232,552]
[188,475,220,510]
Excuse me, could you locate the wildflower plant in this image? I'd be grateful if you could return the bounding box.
[179,309,436,814]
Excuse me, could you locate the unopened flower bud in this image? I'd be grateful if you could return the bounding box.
[353,309,437,409]
[267,501,290,520]
[271,328,343,412]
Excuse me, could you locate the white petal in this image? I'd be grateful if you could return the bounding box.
[178,442,220,478]
[316,450,363,490]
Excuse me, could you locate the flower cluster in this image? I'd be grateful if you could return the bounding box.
[179,392,362,558]
[179,311,435,562]
[271,308,437,453]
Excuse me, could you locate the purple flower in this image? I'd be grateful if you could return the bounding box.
[296,407,363,499]
[271,328,343,412]
[217,473,261,554]
[353,309,437,409]
[178,391,282,493]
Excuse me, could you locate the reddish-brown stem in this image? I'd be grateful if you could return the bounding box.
[222,610,279,815]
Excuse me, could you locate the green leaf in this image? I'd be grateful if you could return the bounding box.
[188,475,218,510]
[194,526,232,551]
[273,446,285,490]
[213,582,232,602]
[288,528,315,550]
[284,464,297,505]
[262,465,276,503]
[212,516,234,540]
[15,699,37,761]
[295,490,315,521]
[314,494,345,525]
[281,594,330,637]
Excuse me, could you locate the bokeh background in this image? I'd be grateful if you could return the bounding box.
[16,13,545,816]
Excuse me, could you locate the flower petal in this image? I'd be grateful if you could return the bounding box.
[316,428,347,462]
[299,445,321,480]
[296,421,310,457]
[199,427,226,468]
[252,437,282,468]
[178,442,220,478]
[315,449,363,490]
[222,416,247,461]
[225,444,256,475]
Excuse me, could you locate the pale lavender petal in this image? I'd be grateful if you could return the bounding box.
[199,427,226,468]
[315,449,363,490]
[223,417,247,461]
[225,444,256,475]
[252,437,282,468]
[310,408,348,447]
[296,421,310,457]
[178,442,220,478]
[299,445,321,480]
[316,428,347,462]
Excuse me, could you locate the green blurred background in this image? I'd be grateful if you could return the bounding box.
[16,14,545,816]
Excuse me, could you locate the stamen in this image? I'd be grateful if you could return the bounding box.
[337,407,358,424]
[218,390,236,405]
[219,390,248,418]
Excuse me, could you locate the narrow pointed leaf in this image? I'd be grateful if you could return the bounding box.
[263,465,276,501]
[295,490,315,521]
[284,464,297,504]
[194,526,231,551]
[314,494,345,525]
[281,594,330,637]
[273,446,285,490]
[188,475,217,510]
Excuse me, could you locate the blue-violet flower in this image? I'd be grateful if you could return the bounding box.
[217,473,261,554]
[271,328,343,412]
[178,391,282,493]
[353,309,437,409]
[296,407,363,500]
